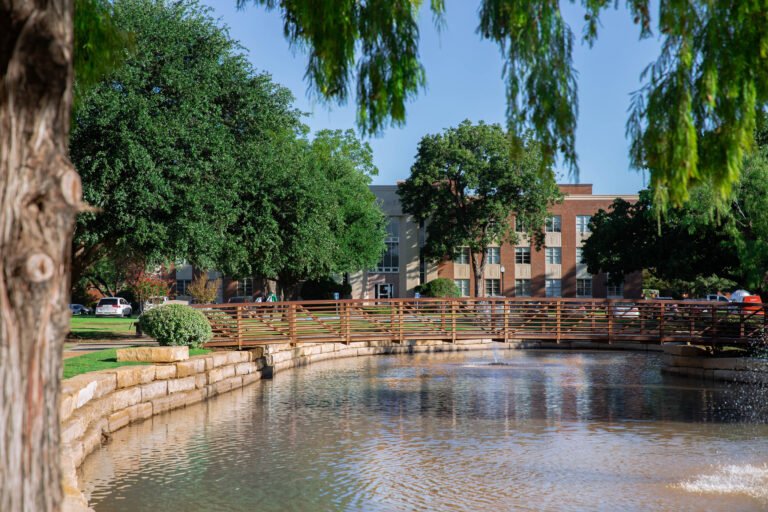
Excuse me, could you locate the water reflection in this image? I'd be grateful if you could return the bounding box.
[81,350,768,511]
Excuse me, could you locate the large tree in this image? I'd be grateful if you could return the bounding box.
[398,121,561,297]
[583,145,768,292]
[70,0,303,285]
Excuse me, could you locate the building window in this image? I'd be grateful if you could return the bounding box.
[237,277,254,297]
[455,279,470,297]
[485,278,501,297]
[545,279,562,297]
[576,278,593,297]
[576,215,591,233]
[545,247,562,264]
[576,247,586,265]
[515,246,531,264]
[486,246,500,264]
[515,217,526,233]
[606,275,624,298]
[545,215,561,233]
[515,279,531,297]
[375,218,400,272]
[454,247,470,264]
[175,279,191,296]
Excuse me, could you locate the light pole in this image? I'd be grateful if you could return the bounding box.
[500,266,506,296]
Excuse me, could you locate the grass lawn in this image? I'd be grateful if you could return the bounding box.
[69,316,138,340]
[63,347,211,379]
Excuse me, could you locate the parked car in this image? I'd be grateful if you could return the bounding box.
[705,294,730,303]
[95,297,133,317]
[227,296,253,303]
[612,302,640,318]
[69,304,92,315]
[143,296,168,312]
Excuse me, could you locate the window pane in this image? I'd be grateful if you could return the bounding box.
[545,215,561,233]
[576,215,591,233]
[515,279,531,297]
[454,279,470,297]
[576,247,585,265]
[485,278,501,296]
[545,279,562,297]
[515,217,526,232]
[576,278,592,297]
[545,247,561,264]
[454,247,470,264]
[486,247,500,264]
[515,247,531,264]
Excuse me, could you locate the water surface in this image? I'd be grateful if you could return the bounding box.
[80,350,768,511]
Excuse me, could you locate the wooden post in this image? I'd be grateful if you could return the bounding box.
[390,301,396,339]
[399,302,404,343]
[344,302,351,344]
[556,300,562,343]
[659,302,665,342]
[441,301,446,333]
[503,300,509,342]
[236,305,243,350]
[607,301,613,344]
[288,303,297,346]
[451,301,457,343]
[711,305,718,343]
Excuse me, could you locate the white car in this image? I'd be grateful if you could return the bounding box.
[612,302,640,318]
[95,297,132,317]
[69,304,92,315]
[143,296,168,311]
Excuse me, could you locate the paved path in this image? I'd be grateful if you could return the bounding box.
[63,339,158,359]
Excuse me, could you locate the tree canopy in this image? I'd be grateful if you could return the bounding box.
[398,120,561,297]
[71,0,385,298]
[240,0,768,207]
[583,144,768,292]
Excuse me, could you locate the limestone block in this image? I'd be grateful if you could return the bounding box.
[208,352,230,369]
[111,387,142,412]
[662,343,708,357]
[154,364,177,380]
[61,416,87,446]
[107,409,131,433]
[357,347,375,357]
[242,372,261,387]
[194,374,208,389]
[703,358,740,371]
[176,358,206,377]
[81,418,107,457]
[183,389,206,406]
[114,366,156,389]
[248,347,265,359]
[168,376,196,394]
[151,394,176,415]
[60,393,76,423]
[116,346,189,363]
[127,402,153,423]
[235,362,257,375]
[212,375,242,395]
[68,441,85,469]
[140,380,168,402]
[208,364,236,384]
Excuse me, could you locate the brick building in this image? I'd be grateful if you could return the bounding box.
[351,184,641,299]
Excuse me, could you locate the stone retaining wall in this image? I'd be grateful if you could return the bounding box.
[661,344,768,383]
[61,351,263,511]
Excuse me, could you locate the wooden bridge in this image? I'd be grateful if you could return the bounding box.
[194,298,766,349]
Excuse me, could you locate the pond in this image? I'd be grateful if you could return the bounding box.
[80,349,768,511]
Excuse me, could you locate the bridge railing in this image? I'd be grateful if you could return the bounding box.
[192,298,767,349]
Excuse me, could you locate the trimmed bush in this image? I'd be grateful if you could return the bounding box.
[416,278,460,298]
[138,304,212,347]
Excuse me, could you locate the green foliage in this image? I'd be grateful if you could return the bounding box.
[584,147,768,291]
[300,278,351,300]
[238,1,768,207]
[398,120,561,296]
[137,305,212,347]
[416,278,459,298]
[642,273,737,299]
[71,0,302,283]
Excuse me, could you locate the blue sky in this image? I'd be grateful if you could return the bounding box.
[201,1,660,194]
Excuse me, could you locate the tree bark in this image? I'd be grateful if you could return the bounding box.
[1,1,76,511]
[471,252,486,298]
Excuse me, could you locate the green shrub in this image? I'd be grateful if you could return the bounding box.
[138,304,212,347]
[416,278,460,298]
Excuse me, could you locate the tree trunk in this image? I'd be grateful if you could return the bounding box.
[471,252,485,298]
[1,2,76,511]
